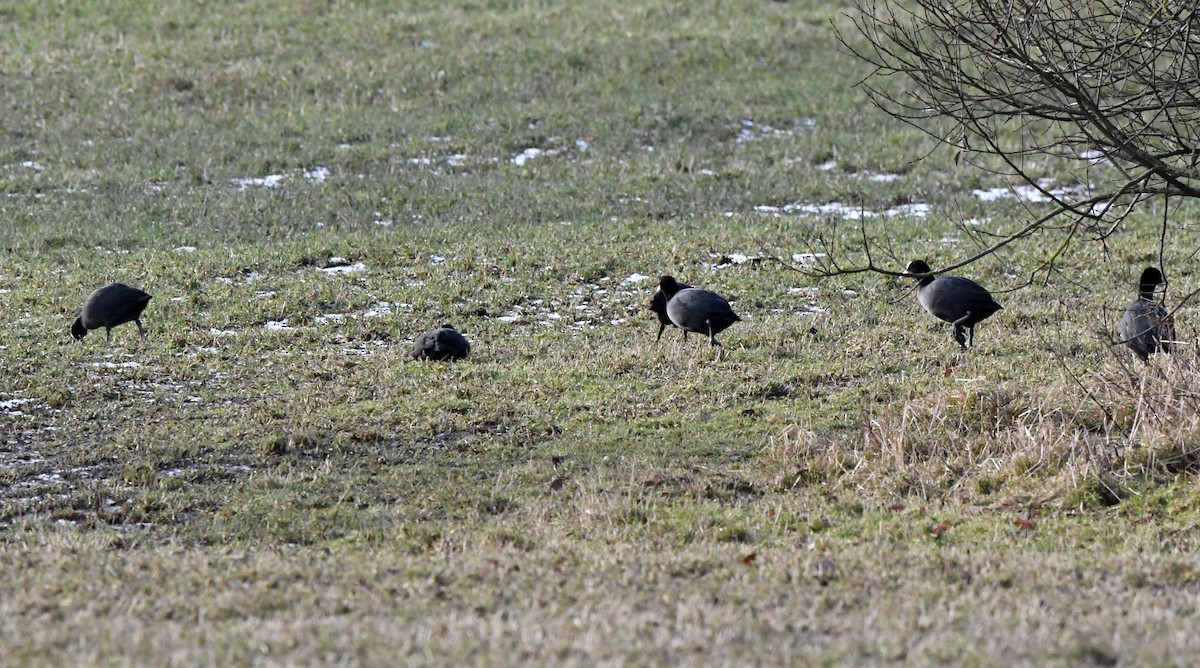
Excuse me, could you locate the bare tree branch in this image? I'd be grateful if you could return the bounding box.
[784,0,1200,278]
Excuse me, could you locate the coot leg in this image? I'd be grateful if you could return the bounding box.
[953,325,968,349]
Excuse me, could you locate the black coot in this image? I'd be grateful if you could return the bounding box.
[904,260,1002,349]
[659,275,741,347]
[71,283,152,342]
[1119,267,1174,362]
[649,279,692,341]
[412,324,471,361]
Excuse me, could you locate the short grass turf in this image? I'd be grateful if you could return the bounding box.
[3,0,1200,665]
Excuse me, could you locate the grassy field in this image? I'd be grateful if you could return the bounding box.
[3,0,1200,664]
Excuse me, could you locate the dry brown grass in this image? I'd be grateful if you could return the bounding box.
[763,343,1200,512]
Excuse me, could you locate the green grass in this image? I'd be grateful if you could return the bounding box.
[3,0,1200,664]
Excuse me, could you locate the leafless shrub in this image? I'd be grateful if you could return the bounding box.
[782,1,1200,278]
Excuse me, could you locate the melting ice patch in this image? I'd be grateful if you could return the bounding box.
[705,252,763,269]
[864,172,900,183]
[512,148,544,166]
[734,119,796,144]
[313,313,345,324]
[791,253,827,266]
[364,302,392,318]
[315,302,409,324]
[756,202,930,220]
[304,166,330,183]
[231,166,330,190]
[318,259,366,275]
[1,397,32,416]
[972,178,1087,203]
[231,174,284,190]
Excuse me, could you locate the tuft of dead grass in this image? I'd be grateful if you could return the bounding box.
[766,342,1200,510]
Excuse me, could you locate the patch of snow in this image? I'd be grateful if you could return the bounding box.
[624,273,650,284]
[791,253,826,266]
[758,201,929,220]
[363,302,391,318]
[972,178,1087,203]
[174,246,196,253]
[496,315,521,324]
[511,148,543,166]
[19,161,45,171]
[314,313,346,324]
[429,254,446,264]
[575,139,589,151]
[264,320,290,331]
[303,166,329,183]
[319,262,366,275]
[817,161,838,171]
[734,119,793,144]
[231,174,284,190]
[705,252,763,269]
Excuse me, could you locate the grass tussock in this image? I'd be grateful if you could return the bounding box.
[767,344,1200,510]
